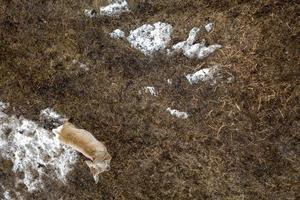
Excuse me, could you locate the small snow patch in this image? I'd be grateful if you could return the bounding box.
[186,66,219,85]
[100,0,129,16]
[0,102,9,111]
[3,190,11,200]
[144,87,158,96]
[168,27,221,59]
[40,108,66,127]
[110,29,125,39]
[167,79,172,85]
[205,22,213,32]
[40,108,62,120]
[84,9,97,18]
[197,45,222,59]
[127,22,173,55]
[0,106,77,192]
[167,108,189,119]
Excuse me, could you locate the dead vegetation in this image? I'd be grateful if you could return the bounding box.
[0,0,299,199]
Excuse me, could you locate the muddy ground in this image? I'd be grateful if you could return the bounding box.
[0,0,299,199]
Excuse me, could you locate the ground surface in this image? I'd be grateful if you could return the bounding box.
[0,0,299,199]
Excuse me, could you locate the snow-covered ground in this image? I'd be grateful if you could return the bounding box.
[0,103,77,193]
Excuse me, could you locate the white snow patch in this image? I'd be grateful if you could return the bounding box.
[0,101,9,111]
[40,108,66,126]
[186,66,219,85]
[144,87,158,96]
[3,190,11,200]
[84,9,96,18]
[168,27,221,59]
[100,0,129,16]
[166,108,189,119]
[167,79,172,85]
[186,27,201,45]
[0,106,77,192]
[205,22,213,32]
[110,29,125,39]
[40,108,63,121]
[127,22,173,56]
[196,44,222,59]
[169,27,202,55]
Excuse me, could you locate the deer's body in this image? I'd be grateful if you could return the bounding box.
[52,122,111,183]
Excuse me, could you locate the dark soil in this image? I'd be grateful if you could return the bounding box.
[0,0,299,199]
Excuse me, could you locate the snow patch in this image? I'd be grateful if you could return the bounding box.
[168,27,221,59]
[84,9,96,18]
[100,0,129,16]
[205,22,213,32]
[3,190,11,200]
[144,87,158,96]
[40,108,65,127]
[167,108,189,119]
[110,29,125,39]
[1,188,23,200]
[187,27,201,45]
[0,101,9,111]
[0,106,77,192]
[127,22,173,55]
[196,45,222,59]
[40,108,63,121]
[186,66,219,85]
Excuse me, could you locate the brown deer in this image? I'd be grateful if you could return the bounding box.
[52,122,111,183]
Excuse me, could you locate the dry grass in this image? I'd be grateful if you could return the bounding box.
[0,0,299,199]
